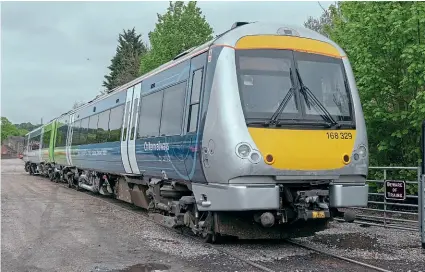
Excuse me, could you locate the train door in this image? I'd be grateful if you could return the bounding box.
[121,87,134,173]
[39,127,44,163]
[120,85,141,174]
[23,134,29,161]
[50,120,57,163]
[127,83,142,174]
[66,114,75,166]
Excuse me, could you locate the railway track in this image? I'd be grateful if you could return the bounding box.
[45,178,392,272]
[334,216,418,231]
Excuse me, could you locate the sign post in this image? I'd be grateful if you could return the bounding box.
[421,120,425,250]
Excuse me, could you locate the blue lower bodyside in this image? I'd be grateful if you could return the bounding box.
[68,132,206,183]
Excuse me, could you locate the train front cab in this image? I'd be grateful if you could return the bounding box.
[194,26,369,238]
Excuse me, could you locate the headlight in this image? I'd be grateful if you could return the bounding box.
[249,151,261,164]
[237,143,251,158]
[358,145,367,157]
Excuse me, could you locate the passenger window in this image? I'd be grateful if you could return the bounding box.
[31,135,41,150]
[42,130,51,148]
[55,125,61,147]
[160,82,186,136]
[138,91,163,138]
[87,115,99,144]
[61,124,68,147]
[72,120,81,146]
[188,68,203,132]
[188,104,199,133]
[191,69,202,104]
[56,125,63,147]
[80,117,89,145]
[121,101,130,141]
[130,98,139,140]
[109,104,125,142]
[97,110,110,143]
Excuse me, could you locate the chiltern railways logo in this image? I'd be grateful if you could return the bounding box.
[143,141,170,152]
[77,149,108,156]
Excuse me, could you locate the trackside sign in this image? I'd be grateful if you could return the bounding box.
[384,180,406,201]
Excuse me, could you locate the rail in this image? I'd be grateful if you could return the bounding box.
[348,119,424,250]
[350,166,420,231]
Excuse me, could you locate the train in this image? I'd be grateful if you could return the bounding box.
[23,22,369,243]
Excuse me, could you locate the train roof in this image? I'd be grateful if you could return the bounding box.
[67,22,344,114]
[26,21,345,137]
[214,21,344,52]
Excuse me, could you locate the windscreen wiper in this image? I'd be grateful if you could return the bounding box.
[266,87,295,125]
[295,68,341,128]
[266,68,296,126]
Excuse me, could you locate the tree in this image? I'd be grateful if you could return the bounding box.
[73,101,84,109]
[307,2,425,170]
[304,2,341,37]
[1,117,26,142]
[15,122,40,132]
[140,1,213,74]
[103,28,148,92]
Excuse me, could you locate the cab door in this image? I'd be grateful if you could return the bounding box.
[184,52,207,181]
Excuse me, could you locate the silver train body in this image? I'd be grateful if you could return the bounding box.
[23,22,369,242]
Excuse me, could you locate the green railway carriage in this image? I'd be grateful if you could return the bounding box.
[40,120,58,163]
[53,116,70,166]
[24,119,59,176]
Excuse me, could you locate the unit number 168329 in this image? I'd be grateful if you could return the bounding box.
[326,132,353,140]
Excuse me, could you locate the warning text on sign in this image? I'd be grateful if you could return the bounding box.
[384,180,406,201]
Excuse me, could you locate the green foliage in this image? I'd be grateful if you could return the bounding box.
[103,28,148,91]
[15,122,40,132]
[139,1,213,75]
[1,117,29,142]
[304,2,425,197]
[304,2,340,38]
[305,2,425,170]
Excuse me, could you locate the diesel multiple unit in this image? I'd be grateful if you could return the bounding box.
[23,22,369,243]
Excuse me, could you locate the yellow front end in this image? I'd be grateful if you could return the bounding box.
[236,33,356,172]
[248,128,356,171]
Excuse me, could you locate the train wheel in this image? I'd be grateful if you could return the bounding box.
[75,180,81,191]
[201,212,221,244]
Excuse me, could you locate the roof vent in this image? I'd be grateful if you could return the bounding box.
[231,22,250,29]
[277,27,300,37]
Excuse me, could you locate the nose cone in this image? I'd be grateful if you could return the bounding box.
[248,128,357,171]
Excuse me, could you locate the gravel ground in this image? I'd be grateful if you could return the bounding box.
[2,158,425,272]
[294,221,425,272]
[1,159,245,272]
